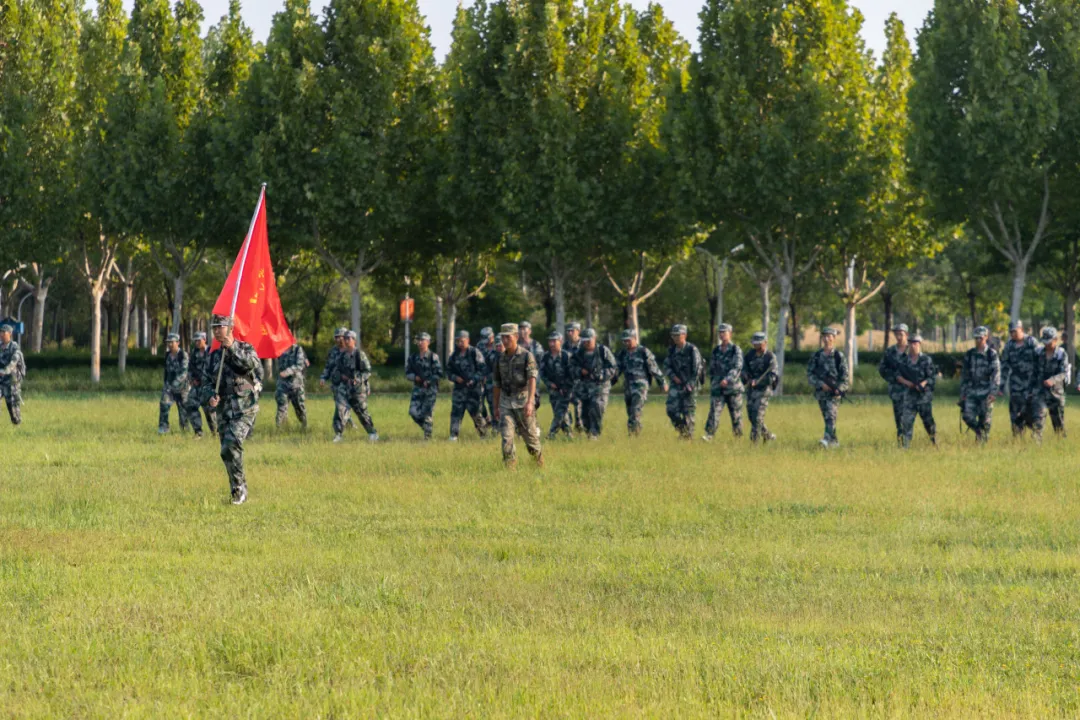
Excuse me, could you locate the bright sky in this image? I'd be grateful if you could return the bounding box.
[130,0,937,61]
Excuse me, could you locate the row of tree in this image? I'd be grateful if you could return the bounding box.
[3,0,1080,389]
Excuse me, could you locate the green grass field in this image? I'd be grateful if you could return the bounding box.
[2,393,1080,717]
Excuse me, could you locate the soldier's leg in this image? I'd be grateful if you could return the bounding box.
[595,391,609,436]
[202,389,218,435]
[8,384,20,425]
[919,398,936,440]
[349,391,377,434]
[683,394,697,438]
[573,396,584,431]
[899,397,916,447]
[758,393,773,440]
[333,385,350,435]
[728,392,744,437]
[961,396,980,433]
[518,410,543,462]
[547,395,562,439]
[500,406,518,465]
[159,391,174,431]
[177,390,190,430]
[449,390,467,439]
[1051,396,1066,435]
[275,385,289,426]
[185,391,203,434]
[704,396,722,437]
[467,391,488,436]
[421,393,437,439]
[558,396,574,435]
[1031,395,1047,441]
[292,386,308,426]
[665,389,682,432]
[982,396,995,439]
[219,414,253,497]
[627,387,645,435]
[747,392,761,441]
[408,390,426,431]
[816,395,830,439]
[1009,395,1025,436]
[891,391,905,439]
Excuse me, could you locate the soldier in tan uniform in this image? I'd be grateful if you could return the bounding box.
[492,323,544,468]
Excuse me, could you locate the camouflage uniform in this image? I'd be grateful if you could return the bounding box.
[446,345,489,439]
[320,334,354,428]
[1000,335,1041,436]
[705,342,745,438]
[664,339,704,438]
[570,341,618,438]
[615,344,665,436]
[566,330,584,432]
[0,338,24,425]
[493,342,543,465]
[741,344,777,442]
[878,342,910,441]
[899,352,938,447]
[1033,344,1070,439]
[208,338,260,500]
[185,342,217,435]
[159,348,190,432]
[478,335,497,422]
[522,335,545,411]
[406,350,443,439]
[334,347,378,436]
[807,347,849,445]
[275,344,308,427]
[960,344,1000,441]
[540,348,575,438]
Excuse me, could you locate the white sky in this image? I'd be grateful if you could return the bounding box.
[121,0,937,61]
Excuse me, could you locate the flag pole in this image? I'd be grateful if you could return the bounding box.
[214,184,267,395]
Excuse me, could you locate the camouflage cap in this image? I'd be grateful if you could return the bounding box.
[821,327,838,337]
[333,327,347,338]
[211,314,233,328]
[548,331,563,342]
[973,326,990,339]
[751,332,767,344]
[416,332,432,342]
[581,328,597,340]
[165,332,181,343]
[193,332,207,342]
[909,334,923,344]
[494,336,504,346]
[1009,320,1024,331]
[1042,326,1058,341]
[500,323,519,336]
[345,330,358,341]
[480,326,493,338]
[566,322,582,332]
[893,323,909,333]
[519,321,532,330]
[0,323,13,334]
[671,324,687,335]
[455,330,470,340]
[621,329,637,341]
[717,323,733,333]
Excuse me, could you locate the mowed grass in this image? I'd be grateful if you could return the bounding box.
[2,393,1080,717]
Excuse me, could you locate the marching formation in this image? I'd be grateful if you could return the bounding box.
[4,317,1076,506]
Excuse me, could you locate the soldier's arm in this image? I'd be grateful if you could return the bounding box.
[405,356,418,382]
[806,357,819,389]
[0,350,19,377]
[225,343,259,373]
[320,351,334,381]
[726,346,744,385]
[836,354,851,393]
[878,352,894,383]
[603,348,618,382]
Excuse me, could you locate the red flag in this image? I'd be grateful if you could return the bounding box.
[212,186,295,358]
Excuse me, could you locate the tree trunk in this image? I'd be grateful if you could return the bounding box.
[150,316,159,356]
[435,295,444,362]
[584,281,594,329]
[627,301,640,336]
[1009,260,1027,326]
[446,299,457,361]
[171,276,185,333]
[348,276,362,346]
[1065,290,1077,371]
[967,288,978,328]
[30,282,49,353]
[105,301,112,356]
[118,278,132,373]
[706,295,719,350]
[882,290,893,346]
[716,257,727,328]
[774,276,793,395]
[789,300,800,352]
[553,263,567,334]
[759,279,771,338]
[844,301,856,384]
[543,292,554,332]
[312,307,323,355]
[90,289,104,383]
